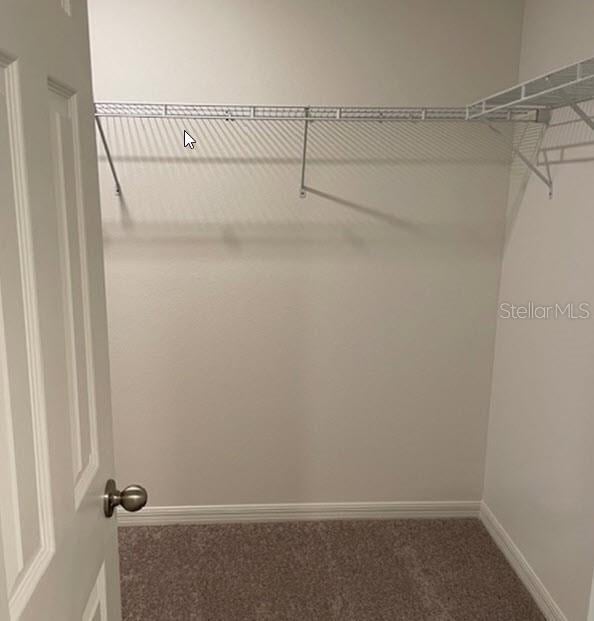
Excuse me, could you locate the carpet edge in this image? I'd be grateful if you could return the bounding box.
[479,501,567,621]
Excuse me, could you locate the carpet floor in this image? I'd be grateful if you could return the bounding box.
[118,518,545,620]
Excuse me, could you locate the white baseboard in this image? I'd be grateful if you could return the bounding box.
[479,502,567,621]
[117,500,480,526]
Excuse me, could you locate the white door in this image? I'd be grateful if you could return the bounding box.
[0,1,121,620]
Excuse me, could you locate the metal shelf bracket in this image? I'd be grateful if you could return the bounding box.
[486,123,553,199]
[556,86,594,133]
[299,107,310,198]
[95,116,122,196]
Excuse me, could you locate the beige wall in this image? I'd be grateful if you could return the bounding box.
[88,1,523,506]
[484,2,594,620]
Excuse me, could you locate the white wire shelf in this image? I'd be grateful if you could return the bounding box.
[94,55,594,200]
[94,102,539,123]
[467,56,594,119]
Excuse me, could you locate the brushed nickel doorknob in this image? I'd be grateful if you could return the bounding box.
[103,479,148,518]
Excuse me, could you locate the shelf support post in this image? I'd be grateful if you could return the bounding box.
[486,123,553,199]
[95,116,122,196]
[299,107,310,198]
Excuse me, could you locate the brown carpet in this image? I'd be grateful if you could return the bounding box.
[118,519,545,621]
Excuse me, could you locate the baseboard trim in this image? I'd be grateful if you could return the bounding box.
[479,502,567,621]
[117,500,480,526]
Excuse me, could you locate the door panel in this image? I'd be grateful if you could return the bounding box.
[0,54,56,620]
[48,83,100,509]
[0,2,120,619]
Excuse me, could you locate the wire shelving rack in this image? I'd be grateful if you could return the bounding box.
[95,55,594,199]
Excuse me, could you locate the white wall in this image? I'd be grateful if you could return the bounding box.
[88,1,523,506]
[483,2,594,619]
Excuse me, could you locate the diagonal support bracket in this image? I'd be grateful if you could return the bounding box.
[486,122,553,199]
[299,107,310,198]
[95,115,122,196]
[556,88,594,132]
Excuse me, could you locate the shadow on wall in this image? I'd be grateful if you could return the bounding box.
[97,116,515,253]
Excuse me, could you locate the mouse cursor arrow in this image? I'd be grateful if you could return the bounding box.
[184,130,196,149]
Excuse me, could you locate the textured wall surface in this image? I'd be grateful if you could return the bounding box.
[88,1,523,506]
[484,2,594,619]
